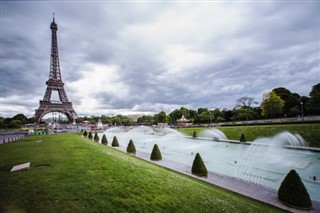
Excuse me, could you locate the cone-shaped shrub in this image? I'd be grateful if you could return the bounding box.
[112,136,119,147]
[83,130,87,137]
[240,133,246,142]
[127,139,136,154]
[191,153,208,177]
[101,134,108,145]
[88,132,93,140]
[193,130,197,138]
[94,132,99,142]
[278,169,312,209]
[150,144,162,161]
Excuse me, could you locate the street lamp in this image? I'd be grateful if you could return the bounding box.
[301,102,304,124]
[245,108,249,126]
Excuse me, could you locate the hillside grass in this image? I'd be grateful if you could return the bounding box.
[0,134,281,213]
[180,124,320,147]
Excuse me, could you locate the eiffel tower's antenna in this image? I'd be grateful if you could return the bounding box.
[53,12,55,22]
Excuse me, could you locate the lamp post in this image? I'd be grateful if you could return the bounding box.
[245,108,249,126]
[301,102,304,124]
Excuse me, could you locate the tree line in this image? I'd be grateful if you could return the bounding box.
[1,83,319,128]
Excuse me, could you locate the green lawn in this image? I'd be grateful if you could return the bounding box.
[180,124,320,147]
[0,134,281,213]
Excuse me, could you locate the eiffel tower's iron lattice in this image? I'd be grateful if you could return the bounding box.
[34,15,78,123]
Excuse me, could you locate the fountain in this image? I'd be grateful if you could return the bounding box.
[100,126,320,202]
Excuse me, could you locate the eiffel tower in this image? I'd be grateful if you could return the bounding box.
[34,15,78,123]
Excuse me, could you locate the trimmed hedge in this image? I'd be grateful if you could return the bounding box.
[193,130,197,138]
[112,136,119,147]
[101,134,108,145]
[126,139,136,154]
[191,153,208,177]
[240,133,246,142]
[278,169,312,209]
[83,130,87,137]
[150,144,162,161]
[88,132,93,140]
[94,133,99,142]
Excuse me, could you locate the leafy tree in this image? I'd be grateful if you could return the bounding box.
[101,134,108,145]
[191,153,208,177]
[221,109,234,122]
[150,144,162,161]
[137,115,155,125]
[154,111,168,124]
[195,108,211,124]
[234,107,257,121]
[94,133,99,142]
[260,91,285,118]
[9,120,21,128]
[273,87,300,117]
[12,114,28,125]
[126,139,136,154]
[306,83,320,115]
[278,169,312,209]
[88,132,93,140]
[112,136,119,147]
[0,118,4,129]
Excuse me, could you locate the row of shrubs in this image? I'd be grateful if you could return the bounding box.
[83,130,312,209]
[83,130,208,177]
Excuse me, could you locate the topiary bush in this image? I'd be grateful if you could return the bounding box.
[83,130,87,137]
[278,169,312,209]
[240,133,246,142]
[94,133,99,142]
[112,136,119,147]
[150,144,162,161]
[126,139,136,154]
[191,153,208,177]
[88,132,93,140]
[101,134,108,145]
[193,130,197,138]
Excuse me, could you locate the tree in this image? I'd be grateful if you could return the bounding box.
[12,114,28,125]
[273,87,300,117]
[260,91,285,118]
[236,96,258,108]
[278,170,312,209]
[150,144,162,161]
[112,136,119,147]
[306,83,320,115]
[191,153,208,177]
[83,130,87,137]
[234,107,257,121]
[137,115,155,125]
[154,111,168,124]
[101,134,108,145]
[94,133,99,142]
[126,139,136,154]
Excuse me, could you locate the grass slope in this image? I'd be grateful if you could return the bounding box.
[0,134,281,213]
[180,124,320,147]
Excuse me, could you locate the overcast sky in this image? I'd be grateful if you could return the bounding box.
[1,1,319,118]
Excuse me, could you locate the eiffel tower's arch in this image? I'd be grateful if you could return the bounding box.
[34,15,78,123]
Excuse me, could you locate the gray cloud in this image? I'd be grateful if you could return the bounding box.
[1,1,319,117]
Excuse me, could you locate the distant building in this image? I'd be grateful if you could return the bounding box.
[176,115,189,126]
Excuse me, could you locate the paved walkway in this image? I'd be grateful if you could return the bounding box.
[116,146,320,213]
